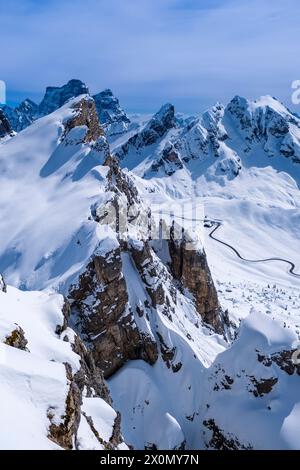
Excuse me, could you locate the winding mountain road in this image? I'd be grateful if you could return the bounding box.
[208,221,300,278]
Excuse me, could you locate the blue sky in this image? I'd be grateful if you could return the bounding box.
[1,0,300,114]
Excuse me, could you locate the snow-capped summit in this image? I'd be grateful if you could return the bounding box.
[2,99,39,132]
[225,94,300,160]
[2,80,89,133]
[140,103,176,139]
[38,79,89,116]
[115,103,177,169]
[93,89,131,137]
[116,94,300,183]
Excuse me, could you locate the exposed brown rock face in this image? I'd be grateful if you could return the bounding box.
[68,246,158,378]
[168,233,224,334]
[130,241,165,307]
[48,364,82,450]
[250,376,278,397]
[63,98,105,143]
[105,154,139,206]
[4,326,28,351]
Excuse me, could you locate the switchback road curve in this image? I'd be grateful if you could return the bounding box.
[208,221,300,278]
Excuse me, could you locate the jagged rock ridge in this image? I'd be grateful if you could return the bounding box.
[93,89,131,137]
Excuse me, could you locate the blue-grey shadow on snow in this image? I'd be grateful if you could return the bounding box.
[40,141,85,178]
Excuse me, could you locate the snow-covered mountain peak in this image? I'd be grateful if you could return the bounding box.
[226,93,300,130]
[93,88,131,138]
[2,99,39,133]
[224,93,300,161]
[39,79,89,117]
[148,103,176,133]
[114,103,177,170]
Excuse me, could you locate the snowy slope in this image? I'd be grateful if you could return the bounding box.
[0,284,127,450]
[0,95,110,291]
[202,310,300,450]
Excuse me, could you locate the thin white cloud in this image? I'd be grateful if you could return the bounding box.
[1,0,300,112]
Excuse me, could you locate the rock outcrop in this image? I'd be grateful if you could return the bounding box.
[68,243,159,378]
[63,97,105,144]
[4,326,28,351]
[49,301,125,450]
[0,109,13,138]
[39,79,89,117]
[93,89,131,137]
[116,103,176,160]
[168,230,224,334]
[0,274,6,292]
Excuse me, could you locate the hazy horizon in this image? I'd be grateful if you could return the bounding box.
[1,0,300,114]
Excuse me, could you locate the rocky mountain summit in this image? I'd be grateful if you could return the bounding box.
[2,99,39,133]
[2,80,131,139]
[39,79,89,117]
[116,103,176,167]
[114,95,300,183]
[93,89,131,137]
[2,80,88,132]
